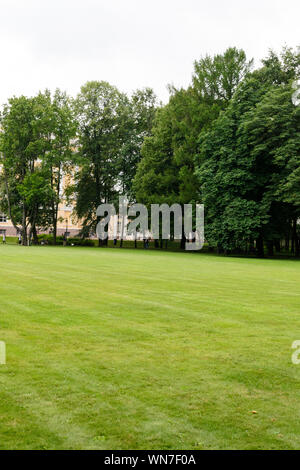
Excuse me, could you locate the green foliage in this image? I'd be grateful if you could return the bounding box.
[1,245,300,449]
[118,88,158,199]
[45,89,77,243]
[193,47,253,102]
[71,81,130,234]
[134,47,252,245]
[196,47,300,254]
[38,234,64,245]
[71,82,158,236]
[68,237,95,247]
[37,234,95,246]
[0,90,76,245]
[1,46,299,254]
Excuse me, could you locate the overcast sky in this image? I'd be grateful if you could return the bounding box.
[0,0,299,104]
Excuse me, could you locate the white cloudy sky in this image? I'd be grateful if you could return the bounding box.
[0,0,299,104]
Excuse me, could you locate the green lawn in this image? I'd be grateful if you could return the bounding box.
[0,245,300,450]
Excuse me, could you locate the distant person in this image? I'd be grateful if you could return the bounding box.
[2,233,6,244]
[18,233,22,245]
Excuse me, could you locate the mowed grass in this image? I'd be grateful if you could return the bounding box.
[0,245,300,450]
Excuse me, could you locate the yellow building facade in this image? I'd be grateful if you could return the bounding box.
[0,169,81,239]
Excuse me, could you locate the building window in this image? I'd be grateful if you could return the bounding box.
[0,214,7,223]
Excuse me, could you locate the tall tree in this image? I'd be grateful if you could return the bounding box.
[193,47,253,103]
[195,47,300,256]
[72,81,129,237]
[46,89,77,245]
[118,88,158,199]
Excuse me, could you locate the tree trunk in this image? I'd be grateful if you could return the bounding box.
[256,235,264,258]
[293,218,299,257]
[180,234,186,250]
[53,216,57,246]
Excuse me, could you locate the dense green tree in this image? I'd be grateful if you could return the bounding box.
[0,90,76,244]
[46,89,77,244]
[195,75,270,254]
[196,47,300,256]
[71,81,129,236]
[1,46,298,255]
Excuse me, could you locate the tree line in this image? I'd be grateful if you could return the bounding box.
[0,85,157,245]
[0,46,299,256]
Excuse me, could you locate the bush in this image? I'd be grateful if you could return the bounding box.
[68,238,95,247]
